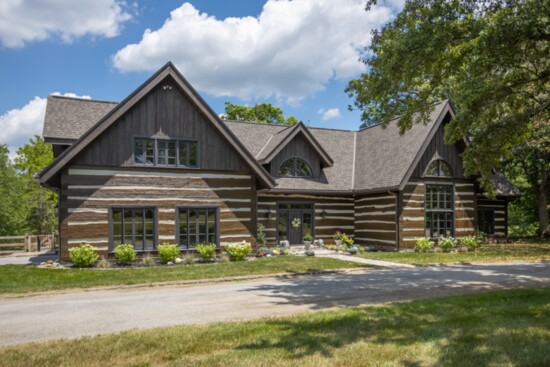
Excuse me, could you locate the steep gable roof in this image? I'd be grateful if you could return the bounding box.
[39,62,275,188]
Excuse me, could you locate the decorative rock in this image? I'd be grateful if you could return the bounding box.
[175,258,183,264]
[47,260,54,265]
[167,261,174,266]
[40,262,47,266]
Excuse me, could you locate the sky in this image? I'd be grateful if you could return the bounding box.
[0,0,404,157]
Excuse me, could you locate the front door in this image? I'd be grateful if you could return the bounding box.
[276,203,314,245]
[288,210,303,244]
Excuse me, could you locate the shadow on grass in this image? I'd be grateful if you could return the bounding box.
[236,288,550,366]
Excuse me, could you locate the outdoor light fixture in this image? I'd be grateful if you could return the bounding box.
[321,210,327,220]
[266,210,273,220]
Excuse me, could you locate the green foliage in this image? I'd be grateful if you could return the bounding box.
[347,245,359,255]
[221,102,299,125]
[195,243,217,261]
[304,250,315,256]
[257,224,267,248]
[342,233,354,246]
[114,244,137,265]
[69,244,99,268]
[415,237,435,253]
[347,0,550,200]
[157,243,181,263]
[333,231,344,241]
[183,255,196,265]
[461,236,480,252]
[438,237,458,253]
[303,233,313,242]
[0,145,27,235]
[142,254,155,267]
[225,241,252,261]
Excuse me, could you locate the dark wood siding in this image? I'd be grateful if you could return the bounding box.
[354,192,397,248]
[257,193,353,246]
[58,166,257,260]
[270,134,322,177]
[412,120,464,178]
[71,77,248,172]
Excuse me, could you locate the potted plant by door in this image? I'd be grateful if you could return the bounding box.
[333,231,344,249]
[303,233,313,250]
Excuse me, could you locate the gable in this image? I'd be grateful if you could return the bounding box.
[269,133,322,177]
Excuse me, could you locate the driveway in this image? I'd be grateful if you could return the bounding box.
[0,263,548,346]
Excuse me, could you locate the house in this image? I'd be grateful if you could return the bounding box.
[39,62,519,260]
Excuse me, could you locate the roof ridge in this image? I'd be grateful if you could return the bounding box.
[49,95,119,105]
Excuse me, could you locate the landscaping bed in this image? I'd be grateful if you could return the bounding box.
[1,287,548,366]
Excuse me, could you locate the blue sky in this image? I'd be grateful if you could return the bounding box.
[0,0,403,156]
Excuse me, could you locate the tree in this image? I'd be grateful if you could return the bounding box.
[346,0,550,236]
[221,102,299,125]
[0,145,27,235]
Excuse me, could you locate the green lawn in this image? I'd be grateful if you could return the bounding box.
[0,256,366,294]
[357,242,550,266]
[1,288,548,366]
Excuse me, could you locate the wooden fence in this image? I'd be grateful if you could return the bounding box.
[0,233,56,252]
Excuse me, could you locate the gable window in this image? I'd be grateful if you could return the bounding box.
[425,184,454,238]
[177,207,219,249]
[134,138,198,168]
[478,209,495,235]
[278,157,313,177]
[111,207,157,251]
[426,159,453,177]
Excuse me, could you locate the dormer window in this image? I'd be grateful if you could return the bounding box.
[426,159,452,177]
[278,157,313,177]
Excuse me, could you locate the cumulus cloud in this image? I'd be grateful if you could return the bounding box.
[0,0,133,47]
[113,0,403,102]
[318,107,341,121]
[0,93,91,158]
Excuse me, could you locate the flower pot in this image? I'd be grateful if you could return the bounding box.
[335,240,342,249]
[304,241,311,250]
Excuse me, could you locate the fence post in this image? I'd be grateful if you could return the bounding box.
[24,234,30,252]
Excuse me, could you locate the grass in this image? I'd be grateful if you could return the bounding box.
[357,242,550,266]
[0,256,367,294]
[1,287,548,366]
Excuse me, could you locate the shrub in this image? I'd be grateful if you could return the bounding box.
[415,237,435,253]
[303,233,313,242]
[461,236,480,252]
[225,241,252,261]
[347,245,359,255]
[438,237,458,253]
[333,231,344,241]
[195,243,217,261]
[325,244,338,251]
[142,253,155,267]
[69,244,99,268]
[183,255,195,265]
[304,250,315,256]
[272,248,281,256]
[342,233,354,246]
[259,246,272,255]
[114,244,137,265]
[157,243,181,263]
[257,224,267,248]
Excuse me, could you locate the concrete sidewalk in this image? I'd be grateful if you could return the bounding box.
[0,250,57,265]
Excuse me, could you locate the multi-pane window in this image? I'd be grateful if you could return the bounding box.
[111,207,156,251]
[426,159,453,177]
[178,207,218,249]
[478,210,495,235]
[134,138,198,168]
[425,185,454,238]
[277,157,313,177]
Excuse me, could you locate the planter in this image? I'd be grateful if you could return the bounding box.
[304,241,312,250]
[334,240,343,249]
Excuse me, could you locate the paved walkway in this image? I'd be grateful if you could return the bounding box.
[0,262,548,346]
[0,250,57,265]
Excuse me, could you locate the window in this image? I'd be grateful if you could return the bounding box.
[478,210,495,235]
[134,138,198,168]
[178,207,218,249]
[425,184,454,238]
[111,207,156,251]
[426,159,453,177]
[277,157,313,177]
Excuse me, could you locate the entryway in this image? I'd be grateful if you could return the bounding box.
[276,203,314,245]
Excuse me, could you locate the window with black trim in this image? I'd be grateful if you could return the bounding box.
[111,207,156,251]
[426,159,453,177]
[278,157,313,177]
[478,209,495,235]
[134,138,198,168]
[178,207,218,249]
[425,184,454,238]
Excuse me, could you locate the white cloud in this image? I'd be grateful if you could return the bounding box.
[0,0,133,47]
[318,107,341,120]
[0,93,91,158]
[113,0,403,102]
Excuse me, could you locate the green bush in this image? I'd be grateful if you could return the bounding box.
[114,244,137,265]
[342,233,354,246]
[461,236,480,252]
[333,231,344,241]
[257,224,267,248]
[195,243,217,261]
[415,237,435,253]
[438,237,458,253]
[157,243,181,263]
[225,241,252,261]
[303,233,313,242]
[69,244,99,268]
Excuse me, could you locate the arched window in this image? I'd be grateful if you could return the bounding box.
[278,157,313,177]
[426,159,453,177]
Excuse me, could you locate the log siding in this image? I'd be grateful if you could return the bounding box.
[354,193,397,247]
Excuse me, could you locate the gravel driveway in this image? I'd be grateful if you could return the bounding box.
[0,262,548,346]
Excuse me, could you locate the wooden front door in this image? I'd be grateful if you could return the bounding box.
[288,210,302,245]
[276,203,314,245]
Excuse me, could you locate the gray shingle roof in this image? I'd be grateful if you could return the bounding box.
[43,95,117,141]
[489,173,521,197]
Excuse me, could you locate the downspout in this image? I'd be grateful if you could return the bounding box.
[389,189,400,252]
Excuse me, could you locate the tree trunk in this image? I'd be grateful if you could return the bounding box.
[538,169,549,237]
